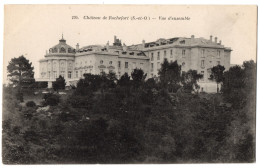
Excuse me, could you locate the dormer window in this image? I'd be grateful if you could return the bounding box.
[109,61,113,65]
[180,40,185,44]
[49,48,52,53]
[100,60,103,64]
[53,48,57,53]
[68,48,71,53]
[60,47,66,53]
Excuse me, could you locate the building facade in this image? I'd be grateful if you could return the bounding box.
[37,35,231,92]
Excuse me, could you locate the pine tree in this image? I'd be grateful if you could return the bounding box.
[7,55,35,101]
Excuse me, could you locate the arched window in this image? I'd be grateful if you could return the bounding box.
[109,61,112,65]
[68,48,71,53]
[100,60,103,64]
[53,62,57,70]
[60,47,66,53]
[53,48,57,53]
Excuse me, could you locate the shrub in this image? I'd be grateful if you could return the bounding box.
[26,101,36,107]
[42,93,60,106]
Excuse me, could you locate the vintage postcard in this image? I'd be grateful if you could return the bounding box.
[2,5,257,164]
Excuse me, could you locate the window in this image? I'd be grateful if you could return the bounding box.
[53,62,57,70]
[60,47,66,53]
[217,50,221,58]
[53,48,57,53]
[68,71,72,78]
[118,61,121,68]
[53,71,57,79]
[100,60,103,64]
[157,52,160,60]
[164,50,167,58]
[118,72,121,78]
[182,62,185,68]
[109,61,113,65]
[151,73,153,77]
[80,71,83,77]
[48,71,51,78]
[151,63,154,71]
[76,71,78,78]
[182,50,186,57]
[201,71,204,81]
[217,61,220,65]
[170,49,173,58]
[202,49,205,57]
[89,69,92,73]
[201,60,205,68]
[125,62,128,68]
[132,62,136,69]
[68,48,71,53]
[60,71,65,78]
[151,53,154,61]
[157,62,160,70]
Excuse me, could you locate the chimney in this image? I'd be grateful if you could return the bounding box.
[210,35,213,42]
[215,37,218,43]
[142,40,145,48]
[219,40,222,45]
[114,36,116,42]
[123,43,128,51]
[76,43,79,50]
[106,41,110,50]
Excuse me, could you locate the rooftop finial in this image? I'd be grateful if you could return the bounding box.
[62,33,64,39]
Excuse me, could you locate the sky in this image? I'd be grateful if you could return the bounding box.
[3,5,257,81]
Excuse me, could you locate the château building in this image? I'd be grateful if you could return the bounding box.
[37,35,231,92]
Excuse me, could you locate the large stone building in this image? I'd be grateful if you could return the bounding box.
[37,35,231,92]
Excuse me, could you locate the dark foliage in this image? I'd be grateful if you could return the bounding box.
[42,93,60,106]
[26,101,36,107]
[2,60,255,164]
[7,55,35,102]
[53,75,66,92]
[210,65,225,93]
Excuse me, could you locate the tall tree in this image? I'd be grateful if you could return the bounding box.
[158,59,181,92]
[131,68,147,88]
[181,70,203,93]
[53,75,66,92]
[7,55,35,101]
[209,65,225,93]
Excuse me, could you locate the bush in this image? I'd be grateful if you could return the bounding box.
[42,93,60,106]
[67,95,93,108]
[26,101,36,107]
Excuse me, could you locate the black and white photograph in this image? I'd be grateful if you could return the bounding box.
[1,4,257,165]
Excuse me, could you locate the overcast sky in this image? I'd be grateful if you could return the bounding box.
[3,5,257,81]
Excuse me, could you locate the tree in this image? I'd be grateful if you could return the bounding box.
[7,55,35,101]
[181,70,203,93]
[209,65,225,93]
[131,68,147,88]
[158,59,181,92]
[222,60,256,109]
[118,73,131,87]
[53,75,66,92]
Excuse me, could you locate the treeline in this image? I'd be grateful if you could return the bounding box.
[2,59,256,163]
